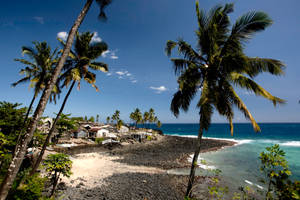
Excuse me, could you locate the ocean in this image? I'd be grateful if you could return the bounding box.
[149,123,300,192]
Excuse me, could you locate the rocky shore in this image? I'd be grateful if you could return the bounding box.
[57,135,235,200]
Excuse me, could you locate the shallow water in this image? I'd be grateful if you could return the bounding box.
[148,123,300,192]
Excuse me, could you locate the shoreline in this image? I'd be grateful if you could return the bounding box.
[57,135,236,199]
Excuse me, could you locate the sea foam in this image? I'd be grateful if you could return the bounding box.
[280,141,300,147]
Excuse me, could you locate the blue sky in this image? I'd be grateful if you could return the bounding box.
[0,0,299,123]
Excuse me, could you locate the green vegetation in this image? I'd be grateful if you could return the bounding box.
[95,137,105,144]
[0,1,112,198]
[167,1,285,197]
[259,144,300,200]
[43,153,72,197]
[130,108,143,127]
[13,174,46,200]
[111,110,120,124]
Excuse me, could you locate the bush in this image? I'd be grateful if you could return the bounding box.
[43,153,72,197]
[13,174,46,200]
[146,135,152,141]
[95,137,105,144]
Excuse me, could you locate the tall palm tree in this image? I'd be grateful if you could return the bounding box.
[12,42,59,154]
[12,42,59,123]
[112,110,120,124]
[106,116,110,124]
[143,112,149,128]
[166,2,285,197]
[0,1,112,198]
[130,108,142,128]
[30,32,108,175]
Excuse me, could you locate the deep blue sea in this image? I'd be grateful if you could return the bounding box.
[148,123,300,190]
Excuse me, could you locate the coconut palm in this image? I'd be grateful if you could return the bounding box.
[130,108,143,128]
[112,110,120,124]
[166,2,285,197]
[143,112,149,128]
[106,116,110,124]
[12,42,59,155]
[30,32,108,175]
[12,42,59,123]
[0,1,112,197]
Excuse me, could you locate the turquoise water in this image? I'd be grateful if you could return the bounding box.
[150,123,300,189]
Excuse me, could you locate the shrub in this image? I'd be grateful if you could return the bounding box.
[13,174,46,200]
[43,153,72,197]
[95,137,105,144]
[146,135,152,141]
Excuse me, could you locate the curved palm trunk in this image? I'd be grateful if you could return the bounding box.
[13,95,36,156]
[185,127,203,197]
[0,1,93,199]
[30,81,76,176]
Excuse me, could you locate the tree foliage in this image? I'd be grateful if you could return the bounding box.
[43,153,72,197]
[166,1,285,197]
[260,144,300,200]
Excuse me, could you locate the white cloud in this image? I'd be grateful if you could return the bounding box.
[102,49,119,59]
[57,31,68,41]
[91,32,102,43]
[150,86,168,93]
[106,72,112,76]
[33,16,44,24]
[102,50,110,58]
[110,51,118,59]
[116,71,125,76]
[131,80,137,83]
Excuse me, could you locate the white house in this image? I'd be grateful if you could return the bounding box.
[118,125,129,133]
[96,129,109,138]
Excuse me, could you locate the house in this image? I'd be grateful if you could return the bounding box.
[118,125,129,133]
[72,129,88,138]
[89,127,117,138]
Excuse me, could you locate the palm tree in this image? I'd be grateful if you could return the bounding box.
[106,116,110,124]
[12,42,59,153]
[30,32,108,175]
[143,112,149,128]
[112,110,120,124]
[130,108,142,128]
[0,1,112,198]
[148,108,155,128]
[166,2,285,197]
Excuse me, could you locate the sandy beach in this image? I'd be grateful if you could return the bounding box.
[56,135,235,200]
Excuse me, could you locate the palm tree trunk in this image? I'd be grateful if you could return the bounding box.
[0,1,93,199]
[185,127,203,197]
[30,81,76,176]
[13,95,36,156]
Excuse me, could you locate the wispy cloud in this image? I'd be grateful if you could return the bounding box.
[33,16,44,24]
[91,32,102,43]
[107,69,137,83]
[57,31,68,41]
[57,31,102,43]
[150,86,168,93]
[102,49,119,59]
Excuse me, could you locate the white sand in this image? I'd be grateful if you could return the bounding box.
[62,152,165,189]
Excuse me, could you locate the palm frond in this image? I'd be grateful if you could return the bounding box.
[230,72,285,105]
[231,11,272,41]
[245,57,285,77]
[195,1,208,30]
[228,85,261,132]
[96,0,112,21]
[170,58,192,75]
[11,76,31,87]
[165,40,177,57]
[90,62,108,72]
